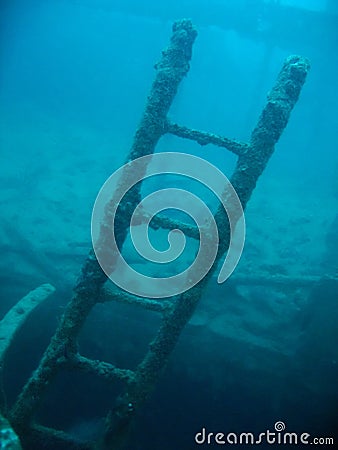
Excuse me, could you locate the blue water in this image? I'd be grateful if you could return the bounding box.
[1,1,337,449]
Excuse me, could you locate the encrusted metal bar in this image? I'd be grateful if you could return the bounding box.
[101,286,173,313]
[0,284,55,366]
[231,55,311,210]
[149,214,199,239]
[103,55,310,449]
[0,284,55,412]
[9,19,197,441]
[68,355,135,383]
[166,120,248,155]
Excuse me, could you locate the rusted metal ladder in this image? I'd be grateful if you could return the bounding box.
[1,19,309,450]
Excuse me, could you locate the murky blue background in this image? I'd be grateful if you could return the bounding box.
[1,1,337,448]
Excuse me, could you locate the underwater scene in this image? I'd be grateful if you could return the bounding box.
[0,0,337,449]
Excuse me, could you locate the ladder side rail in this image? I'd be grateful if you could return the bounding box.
[102,55,310,450]
[9,20,197,435]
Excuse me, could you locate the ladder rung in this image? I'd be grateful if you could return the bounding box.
[101,286,173,313]
[57,210,200,261]
[166,120,248,156]
[150,214,199,239]
[70,354,135,383]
